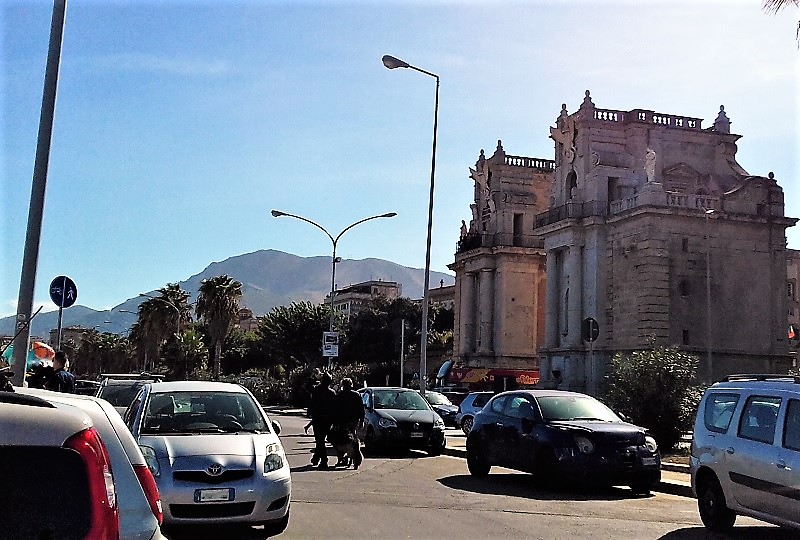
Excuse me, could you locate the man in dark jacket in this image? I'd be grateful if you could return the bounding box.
[333,377,365,469]
[45,351,76,393]
[308,372,336,469]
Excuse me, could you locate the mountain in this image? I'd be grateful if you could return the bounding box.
[0,249,455,337]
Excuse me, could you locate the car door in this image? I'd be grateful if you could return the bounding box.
[502,394,538,472]
[727,395,782,514]
[773,397,800,525]
[479,395,509,466]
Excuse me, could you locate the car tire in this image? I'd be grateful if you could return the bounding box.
[261,509,289,537]
[533,448,557,487]
[461,416,474,435]
[466,443,490,477]
[697,476,736,532]
[629,479,654,496]
[363,427,378,455]
[427,440,444,456]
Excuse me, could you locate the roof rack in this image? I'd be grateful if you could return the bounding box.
[724,374,800,384]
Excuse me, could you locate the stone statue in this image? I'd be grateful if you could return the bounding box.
[460,220,468,240]
[645,148,657,183]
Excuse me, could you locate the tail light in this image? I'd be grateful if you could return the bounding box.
[133,464,163,525]
[64,428,119,540]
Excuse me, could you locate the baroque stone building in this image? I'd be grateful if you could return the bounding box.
[450,91,796,394]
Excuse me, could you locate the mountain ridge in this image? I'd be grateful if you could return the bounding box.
[0,249,454,337]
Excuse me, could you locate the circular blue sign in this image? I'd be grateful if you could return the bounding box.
[49,275,77,308]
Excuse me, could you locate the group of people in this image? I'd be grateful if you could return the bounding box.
[306,370,364,470]
[27,350,76,393]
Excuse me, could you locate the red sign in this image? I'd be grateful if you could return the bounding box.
[448,367,540,388]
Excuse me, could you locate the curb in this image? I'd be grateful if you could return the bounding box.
[442,446,695,498]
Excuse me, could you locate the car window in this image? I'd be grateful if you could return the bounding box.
[473,393,490,408]
[490,395,507,414]
[98,382,144,408]
[425,392,451,406]
[142,391,266,433]
[738,395,780,444]
[783,399,800,451]
[504,395,534,419]
[537,395,620,422]
[373,390,429,410]
[703,392,739,433]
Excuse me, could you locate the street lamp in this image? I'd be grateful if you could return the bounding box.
[382,54,439,397]
[704,209,715,382]
[271,210,397,362]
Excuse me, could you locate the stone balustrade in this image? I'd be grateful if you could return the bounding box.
[503,155,555,171]
[591,108,703,130]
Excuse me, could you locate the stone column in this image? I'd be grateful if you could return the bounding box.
[545,250,560,348]
[567,246,583,347]
[478,269,494,354]
[461,272,476,355]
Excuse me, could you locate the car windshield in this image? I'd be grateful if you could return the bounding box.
[373,390,430,411]
[424,392,452,406]
[537,395,621,422]
[141,390,267,434]
[97,382,145,408]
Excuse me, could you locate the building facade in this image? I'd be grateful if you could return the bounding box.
[328,280,401,318]
[789,249,800,365]
[450,91,797,394]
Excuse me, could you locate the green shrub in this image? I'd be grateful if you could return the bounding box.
[604,343,703,452]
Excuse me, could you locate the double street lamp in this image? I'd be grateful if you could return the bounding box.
[382,54,439,396]
[271,210,397,361]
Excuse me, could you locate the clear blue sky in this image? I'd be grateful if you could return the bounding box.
[2,0,798,319]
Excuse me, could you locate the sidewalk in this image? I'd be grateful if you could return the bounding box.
[264,406,693,498]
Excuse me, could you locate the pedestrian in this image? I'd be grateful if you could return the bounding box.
[332,377,364,470]
[45,351,76,393]
[307,371,336,469]
[26,360,53,389]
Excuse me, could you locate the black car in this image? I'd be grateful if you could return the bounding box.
[423,390,459,428]
[466,390,661,494]
[96,373,164,415]
[357,387,446,456]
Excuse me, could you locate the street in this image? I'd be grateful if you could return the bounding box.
[165,413,793,539]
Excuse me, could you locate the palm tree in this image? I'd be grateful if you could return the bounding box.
[131,284,193,372]
[764,0,800,40]
[196,275,243,379]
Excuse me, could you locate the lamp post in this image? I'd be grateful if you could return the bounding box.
[704,209,715,382]
[271,210,397,363]
[382,54,439,397]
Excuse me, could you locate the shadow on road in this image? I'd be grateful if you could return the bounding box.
[164,523,274,540]
[658,526,797,539]
[438,473,653,502]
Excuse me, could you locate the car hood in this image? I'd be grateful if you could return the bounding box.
[549,420,646,436]
[139,432,278,459]
[378,409,438,423]
[431,404,458,414]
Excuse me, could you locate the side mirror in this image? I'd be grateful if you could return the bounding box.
[271,419,282,435]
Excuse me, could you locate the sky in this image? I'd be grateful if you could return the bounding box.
[2,0,799,320]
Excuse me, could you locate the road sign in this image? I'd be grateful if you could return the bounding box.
[582,317,599,342]
[49,275,77,308]
[322,331,339,357]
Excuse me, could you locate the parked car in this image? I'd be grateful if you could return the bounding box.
[690,374,800,531]
[456,391,494,434]
[423,390,459,428]
[75,378,101,395]
[357,387,446,456]
[125,380,291,532]
[17,386,166,539]
[431,385,470,406]
[96,372,164,415]
[466,390,661,494]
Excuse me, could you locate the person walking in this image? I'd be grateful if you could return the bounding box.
[333,377,365,470]
[308,371,336,469]
[45,351,76,393]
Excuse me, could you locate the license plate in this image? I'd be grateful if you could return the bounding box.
[642,457,658,466]
[410,432,424,438]
[196,488,233,502]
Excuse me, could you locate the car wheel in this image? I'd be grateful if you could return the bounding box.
[427,439,444,456]
[260,508,289,537]
[629,479,654,496]
[461,416,474,435]
[363,427,378,455]
[533,448,557,487]
[697,476,736,532]
[466,443,490,477]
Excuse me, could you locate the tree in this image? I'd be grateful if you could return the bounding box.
[256,301,329,371]
[130,283,192,373]
[196,275,243,379]
[764,0,800,41]
[603,342,703,452]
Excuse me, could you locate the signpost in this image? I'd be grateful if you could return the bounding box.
[322,331,339,368]
[582,317,599,395]
[50,275,77,349]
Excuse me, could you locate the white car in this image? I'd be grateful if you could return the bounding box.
[17,387,166,540]
[125,381,291,533]
[691,374,800,531]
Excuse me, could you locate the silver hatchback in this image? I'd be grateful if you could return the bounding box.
[125,381,291,533]
[691,374,800,531]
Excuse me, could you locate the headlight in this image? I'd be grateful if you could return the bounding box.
[378,417,397,428]
[139,445,160,477]
[644,435,658,453]
[433,417,445,429]
[264,443,284,473]
[574,435,595,454]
